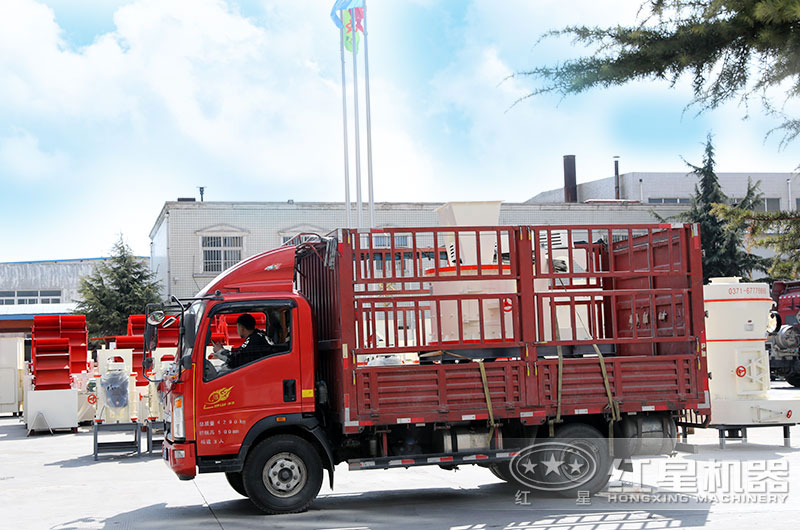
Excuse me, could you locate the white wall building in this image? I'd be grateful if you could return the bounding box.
[528,171,798,211]
[0,257,143,335]
[149,199,685,298]
[0,258,115,308]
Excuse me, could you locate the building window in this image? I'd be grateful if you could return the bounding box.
[731,197,781,212]
[281,234,317,245]
[373,235,409,248]
[766,198,781,212]
[648,197,690,204]
[202,236,242,273]
[0,290,61,305]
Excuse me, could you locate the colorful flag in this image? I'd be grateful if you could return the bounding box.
[330,0,365,29]
[343,8,364,53]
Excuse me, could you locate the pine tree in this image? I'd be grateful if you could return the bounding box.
[713,205,800,279]
[75,237,162,339]
[520,0,800,146]
[674,135,768,282]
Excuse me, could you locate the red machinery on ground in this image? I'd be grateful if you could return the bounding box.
[31,315,89,390]
[150,223,709,514]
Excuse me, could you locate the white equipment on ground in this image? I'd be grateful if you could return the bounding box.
[94,348,139,424]
[705,277,800,427]
[0,337,24,415]
[25,388,78,434]
[140,349,175,422]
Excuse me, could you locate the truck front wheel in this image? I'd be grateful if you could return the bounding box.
[242,434,323,514]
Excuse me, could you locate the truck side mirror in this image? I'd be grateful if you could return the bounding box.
[142,356,154,372]
[144,324,158,352]
[147,310,166,326]
[183,312,196,348]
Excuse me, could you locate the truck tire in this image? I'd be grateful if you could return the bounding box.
[225,471,247,497]
[242,434,323,514]
[550,423,612,498]
[785,372,800,388]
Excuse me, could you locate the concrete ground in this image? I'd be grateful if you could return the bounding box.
[3,386,800,529]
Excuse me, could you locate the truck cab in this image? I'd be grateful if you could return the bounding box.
[154,245,333,513]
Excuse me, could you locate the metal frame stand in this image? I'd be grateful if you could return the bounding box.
[145,420,166,455]
[93,421,141,460]
[714,424,793,449]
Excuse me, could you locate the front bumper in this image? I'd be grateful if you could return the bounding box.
[162,438,197,480]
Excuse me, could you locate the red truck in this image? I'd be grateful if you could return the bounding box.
[767,280,800,387]
[146,223,709,514]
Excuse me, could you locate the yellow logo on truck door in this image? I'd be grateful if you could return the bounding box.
[203,386,235,410]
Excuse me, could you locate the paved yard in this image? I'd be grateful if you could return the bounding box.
[3,390,800,530]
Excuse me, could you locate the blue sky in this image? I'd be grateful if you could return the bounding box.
[1,0,797,262]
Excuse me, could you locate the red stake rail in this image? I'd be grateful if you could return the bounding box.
[297,223,707,432]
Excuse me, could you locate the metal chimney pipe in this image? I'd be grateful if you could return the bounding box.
[613,157,620,200]
[563,155,577,203]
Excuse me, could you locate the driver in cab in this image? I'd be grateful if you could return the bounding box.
[210,314,272,370]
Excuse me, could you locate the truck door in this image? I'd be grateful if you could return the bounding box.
[196,300,300,456]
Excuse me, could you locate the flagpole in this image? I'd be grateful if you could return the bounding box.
[350,8,364,229]
[363,0,375,229]
[339,19,352,228]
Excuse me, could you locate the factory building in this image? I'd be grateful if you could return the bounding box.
[0,257,148,335]
[528,170,798,211]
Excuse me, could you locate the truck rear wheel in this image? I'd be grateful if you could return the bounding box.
[242,434,323,514]
[550,423,612,498]
[225,471,247,497]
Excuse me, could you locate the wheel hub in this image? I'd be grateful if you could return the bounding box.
[262,452,307,498]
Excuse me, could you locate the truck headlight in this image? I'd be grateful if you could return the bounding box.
[172,395,185,439]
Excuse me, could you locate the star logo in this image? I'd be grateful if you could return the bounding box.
[567,459,584,475]
[521,459,537,475]
[542,454,563,476]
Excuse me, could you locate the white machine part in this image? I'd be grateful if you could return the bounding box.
[94,349,139,424]
[704,277,800,425]
[428,201,596,345]
[140,350,176,421]
[435,201,504,267]
[72,371,97,423]
[0,337,24,415]
[25,389,78,432]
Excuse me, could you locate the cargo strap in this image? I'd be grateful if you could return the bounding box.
[574,306,620,423]
[591,342,620,423]
[478,361,498,445]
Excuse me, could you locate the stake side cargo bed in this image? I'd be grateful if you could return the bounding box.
[296,224,707,432]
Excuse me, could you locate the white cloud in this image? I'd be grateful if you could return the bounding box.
[0,0,798,262]
[0,130,68,180]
